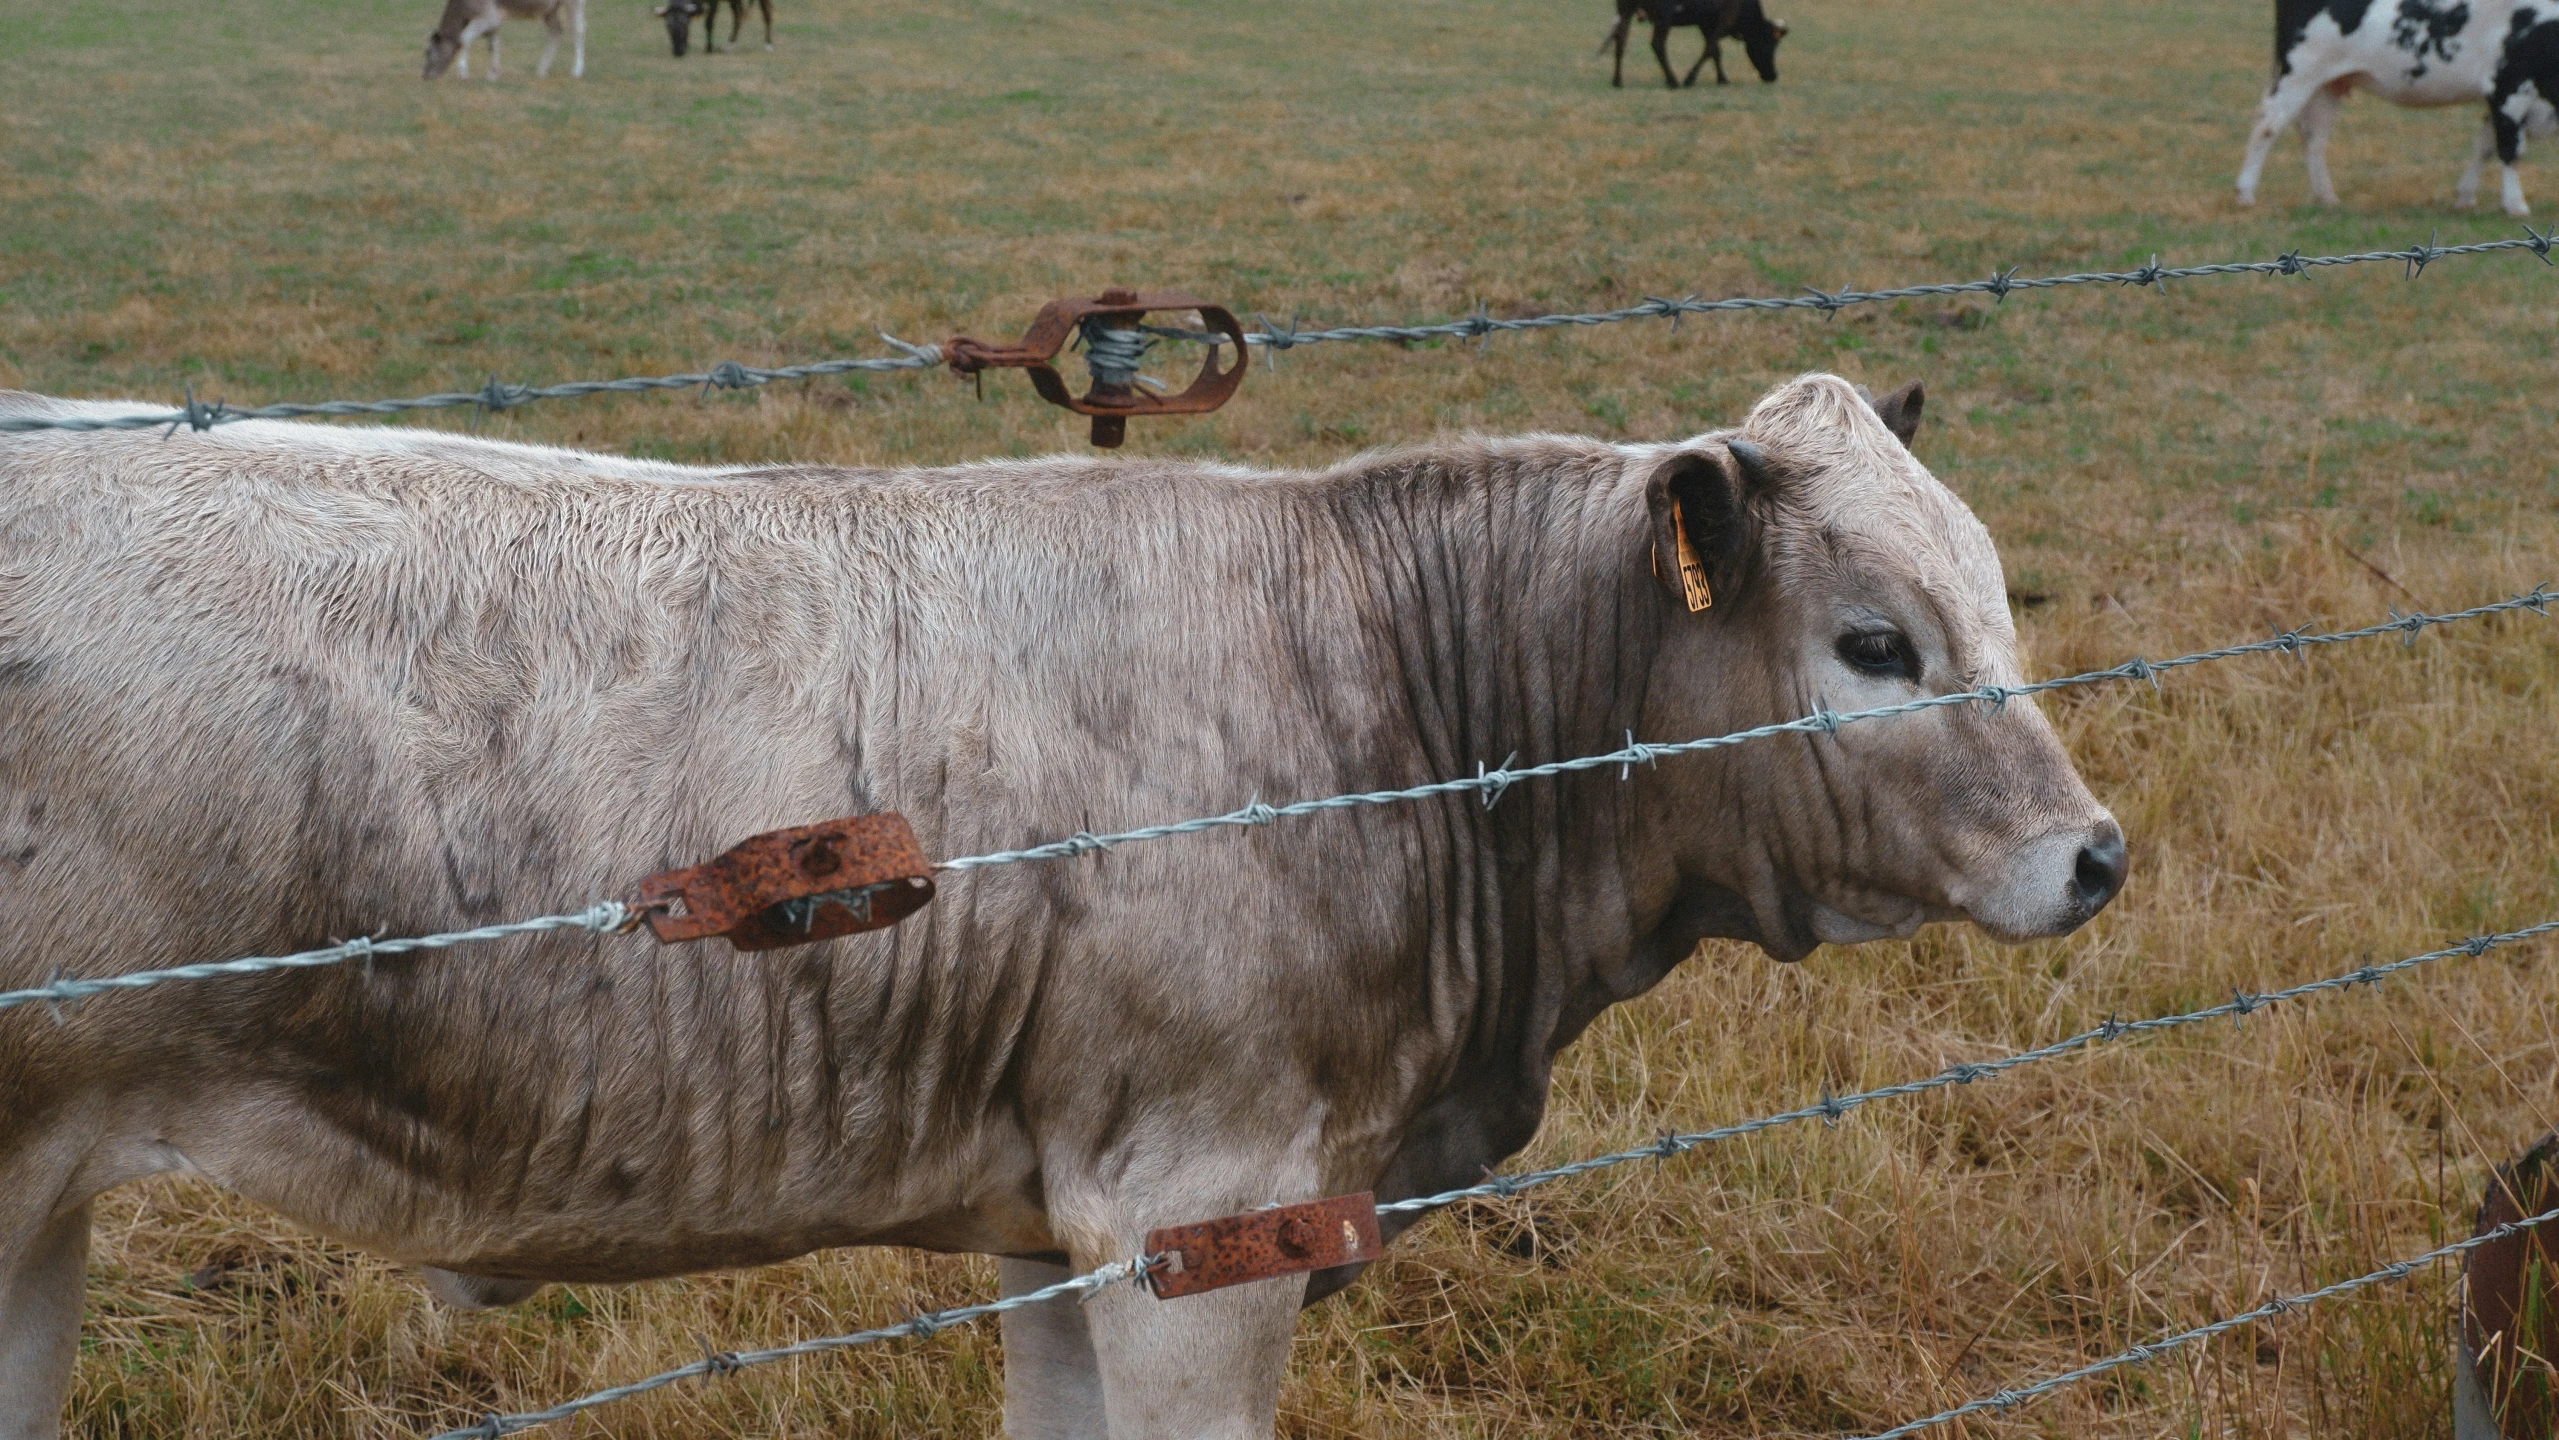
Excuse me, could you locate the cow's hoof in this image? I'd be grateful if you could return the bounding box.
[2506,201,2533,216]
[2455,194,2479,209]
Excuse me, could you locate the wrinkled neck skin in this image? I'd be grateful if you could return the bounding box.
[1319,442,1772,1248]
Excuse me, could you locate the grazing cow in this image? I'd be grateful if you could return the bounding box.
[422,0,583,79]
[1604,0,1787,89]
[653,0,772,57]
[2237,0,2559,214]
[0,375,2124,1440]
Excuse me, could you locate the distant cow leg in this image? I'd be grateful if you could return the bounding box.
[2237,72,2330,204]
[0,1202,89,1440]
[1679,33,1716,87]
[1607,14,1632,86]
[757,0,772,50]
[536,8,561,77]
[2459,117,2496,207]
[1649,22,1680,87]
[2299,80,2349,206]
[999,1259,1110,1440]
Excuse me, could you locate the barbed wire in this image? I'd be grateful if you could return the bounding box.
[1212,228,2559,357]
[3,231,2549,436]
[0,342,945,436]
[0,903,632,1016]
[425,1255,1159,1440]
[1854,1202,2559,1439]
[936,585,2555,871]
[3,588,2545,1021]
[408,915,2555,1439]
[1381,917,2558,1215]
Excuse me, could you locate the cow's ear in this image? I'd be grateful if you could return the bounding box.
[1645,446,1752,612]
[1868,380,1924,448]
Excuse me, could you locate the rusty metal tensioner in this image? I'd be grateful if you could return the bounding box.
[944,289,1249,448]
[1145,1192,1384,1299]
[631,813,935,952]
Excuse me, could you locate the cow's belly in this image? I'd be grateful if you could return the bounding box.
[144,1071,1058,1284]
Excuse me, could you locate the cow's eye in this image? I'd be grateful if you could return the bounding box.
[1836,630,1919,681]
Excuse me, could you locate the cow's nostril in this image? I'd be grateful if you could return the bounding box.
[2071,829,2128,916]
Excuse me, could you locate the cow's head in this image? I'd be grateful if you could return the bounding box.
[1738,9,1787,82]
[422,27,463,78]
[654,0,702,56]
[1635,373,2123,961]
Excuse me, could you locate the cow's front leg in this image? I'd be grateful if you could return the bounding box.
[1650,23,1679,88]
[999,1259,1110,1440]
[0,1202,90,1440]
[1079,1266,1300,1439]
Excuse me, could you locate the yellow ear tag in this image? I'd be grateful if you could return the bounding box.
[1673,498,1712,613]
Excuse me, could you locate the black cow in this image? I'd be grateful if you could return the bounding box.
[1603,0,1788,89]
[654,0,771,57]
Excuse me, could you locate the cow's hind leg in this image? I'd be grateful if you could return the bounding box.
[0,1203,91,1440]
[2237,72,2328,204]
[1650,23,1679,88]
[2459,116,2496,207]
[758,0,771,50]
[2299,80,2349,206]
[537,11,561,77]
[999,1259,1109,1440]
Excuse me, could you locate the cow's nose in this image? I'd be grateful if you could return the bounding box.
[2070,823,2128,917]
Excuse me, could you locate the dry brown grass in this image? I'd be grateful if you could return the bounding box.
[9,0,2559,1434]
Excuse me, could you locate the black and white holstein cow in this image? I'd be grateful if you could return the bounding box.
[2238,0,2559,214]
[1604,0,1788,89]
[0,375,2126,1440]
[653,0,772,57]
[421,0,583,79]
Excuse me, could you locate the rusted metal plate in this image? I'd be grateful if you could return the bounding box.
[2459,1131,2559,1439]
[946,289,1249,447]
[1144,1192,1382,1299]
[630,813,935,952]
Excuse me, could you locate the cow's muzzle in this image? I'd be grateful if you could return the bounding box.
[1963,816,2129,941]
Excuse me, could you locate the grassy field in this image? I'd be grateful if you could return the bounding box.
[9,0,2559,1435]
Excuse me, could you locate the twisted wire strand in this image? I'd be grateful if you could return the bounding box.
[4,231,2548,435]
[0,904,632,1014]
[414,916,2555,1439]
[1195,230,2557,352]
[936,586,2556,872]
[1378,918,2559,1215]
[423,1256,1159,1440]
[1852,1203,2559,1439]
[2,589,2545,1020]
[0,343,945,435]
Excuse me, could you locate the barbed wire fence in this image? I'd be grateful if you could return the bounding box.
[4,586,2546,1018]
[0,586,2549,1434]
[10,236,2559,1438]
[1,230,2551,437]
[423,917,2559,1440]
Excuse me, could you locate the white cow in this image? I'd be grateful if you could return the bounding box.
[2237,0,2559,214]
[423,0,585,80]
[0,376,2125,1440]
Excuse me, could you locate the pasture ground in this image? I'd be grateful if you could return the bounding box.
[7,0,2559,1434]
